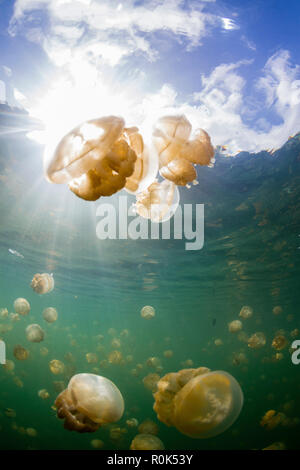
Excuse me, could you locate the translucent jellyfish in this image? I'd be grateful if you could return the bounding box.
[86,353,98,364]
[228,320,243,333]
[126,418,139,428]
[272,306,283,315]
[130,434,165,450]
[26,428,37,437]
[54,373,124,433]
[124,127,158,194]
[44,116,138,201]
[260,410,285,430]
[272,334,288,351]
[152,114,214,186]
[3,359,15,372]
[108,350,123,365]
[13,345,29,361]
[111,338,121,349]
[163,350,173,358]
[248,332,266,349]
[140,305,155,320]
[40,347,49,356]
[13,376,24,388]
[153,367,243,438]
[214,339,223,346]
[146,357,161,369]
[26,324,45,343]
[13,298,30,316]
[38,389,50,400]
[43,307,58,323]
[0,307,8,318]
[49,359,65,375]
[239,306,253,319]
[10,313,20,322]
[109,425,127,441]
[134,179,179,223]
[91,439,104,449]
[31,273,54,294]
[143,373,161,392]
[138,419,159,436]
[290,328,299,338]
[120,329,129,338]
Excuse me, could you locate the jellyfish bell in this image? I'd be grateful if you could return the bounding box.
[13,298,30,316]
[43,307,58,323]
[31,273,54,294]
[134,179,179,223]
[140,305,155,320]
[228,320,243,333]
[153,367,243,439]
[239,306,253,319]
[26,324,45,343]
[130,434,164,450]
[152,115,214,186]
[44,116,139,201]
[54,373,124,433]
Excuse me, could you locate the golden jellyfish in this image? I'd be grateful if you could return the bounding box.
[5,408,16,418]
[13,298,30,316]
[49,359,65,375]
[152,114,214,186]
[26,427,37,437]
[126,418,139,428]
[146,357,161,369]
[109,425,127,441]
[111,338,121,349]
[143,373,161,392]
[31,273,54,294]
[214,339,223,347]
[38,389,50,400]
[130,434,165,450]
[153,367,243,438]
[291,328,299,338]
[140,305,155,320]
[3,359,15,373]
[40,347,49,357]
[138,419,159,436]
[54,373,124,433]
[134,179,179,223]
[228,320,243,333]
[272,335,288,351]
[181,359,194,367]
[260,410,285,430]
[0,307,8,318]
[120,329,129,338]
[26,324,45,343]
[263,442,286,450]
[239,306,253,319]
[86,353,98,364]
[44,116,138,201]
[43,307,58,323]
[13,345,29,361]
[10,313,20,322]
[91,439,104,449]
[272,306,283,315]
[248,332,266,349]
[108,350,123,365]
[163,350,173,358]
[108,328,117,336]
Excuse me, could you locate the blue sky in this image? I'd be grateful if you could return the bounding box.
[1,0,300,154]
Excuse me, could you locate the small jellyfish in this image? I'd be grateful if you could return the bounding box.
[49,359,65,375]
[13,376,24,388]
[272,306,283,315]
[0,308,8,318]
[3,359,15,372]
[38,389,50,400]
[54,373,124,433]
[214,339,223,347]
[10,313,20,322]
[86,353,98,364]
[152,115,214,186]
[134,179,179,223]
[43,307,58,323]
[138,419,159,436]
[130,434,165,450]
[91,439,104,449]
[111,338,121,349]
[228,320,243,333]
[272,335,288,351]
[31,273,54,294]
[239,306,253,319]
[126,418,139,428]
[44,116,138,201]
[260,410,285,430]
[248,332,266,349]
[5,408,16,418]
[26,428,37,437]
[140,305,155,320]
[142,373,161,393]
[40,347,49,357]
[26,324,45,343]
[153,367,243,438]
[109,425,127,442]
[163,350,173,358]
[13,345,29,361]
[146,357,161,369]
[290,328,299,338]
[108,350,123,365]
[13,298,30,316]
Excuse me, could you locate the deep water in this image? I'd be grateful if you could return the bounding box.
[0,125,299,450]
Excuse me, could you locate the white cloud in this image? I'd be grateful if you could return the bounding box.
[2,65,12,77]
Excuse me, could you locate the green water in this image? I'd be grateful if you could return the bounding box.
[0,130,299,450]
